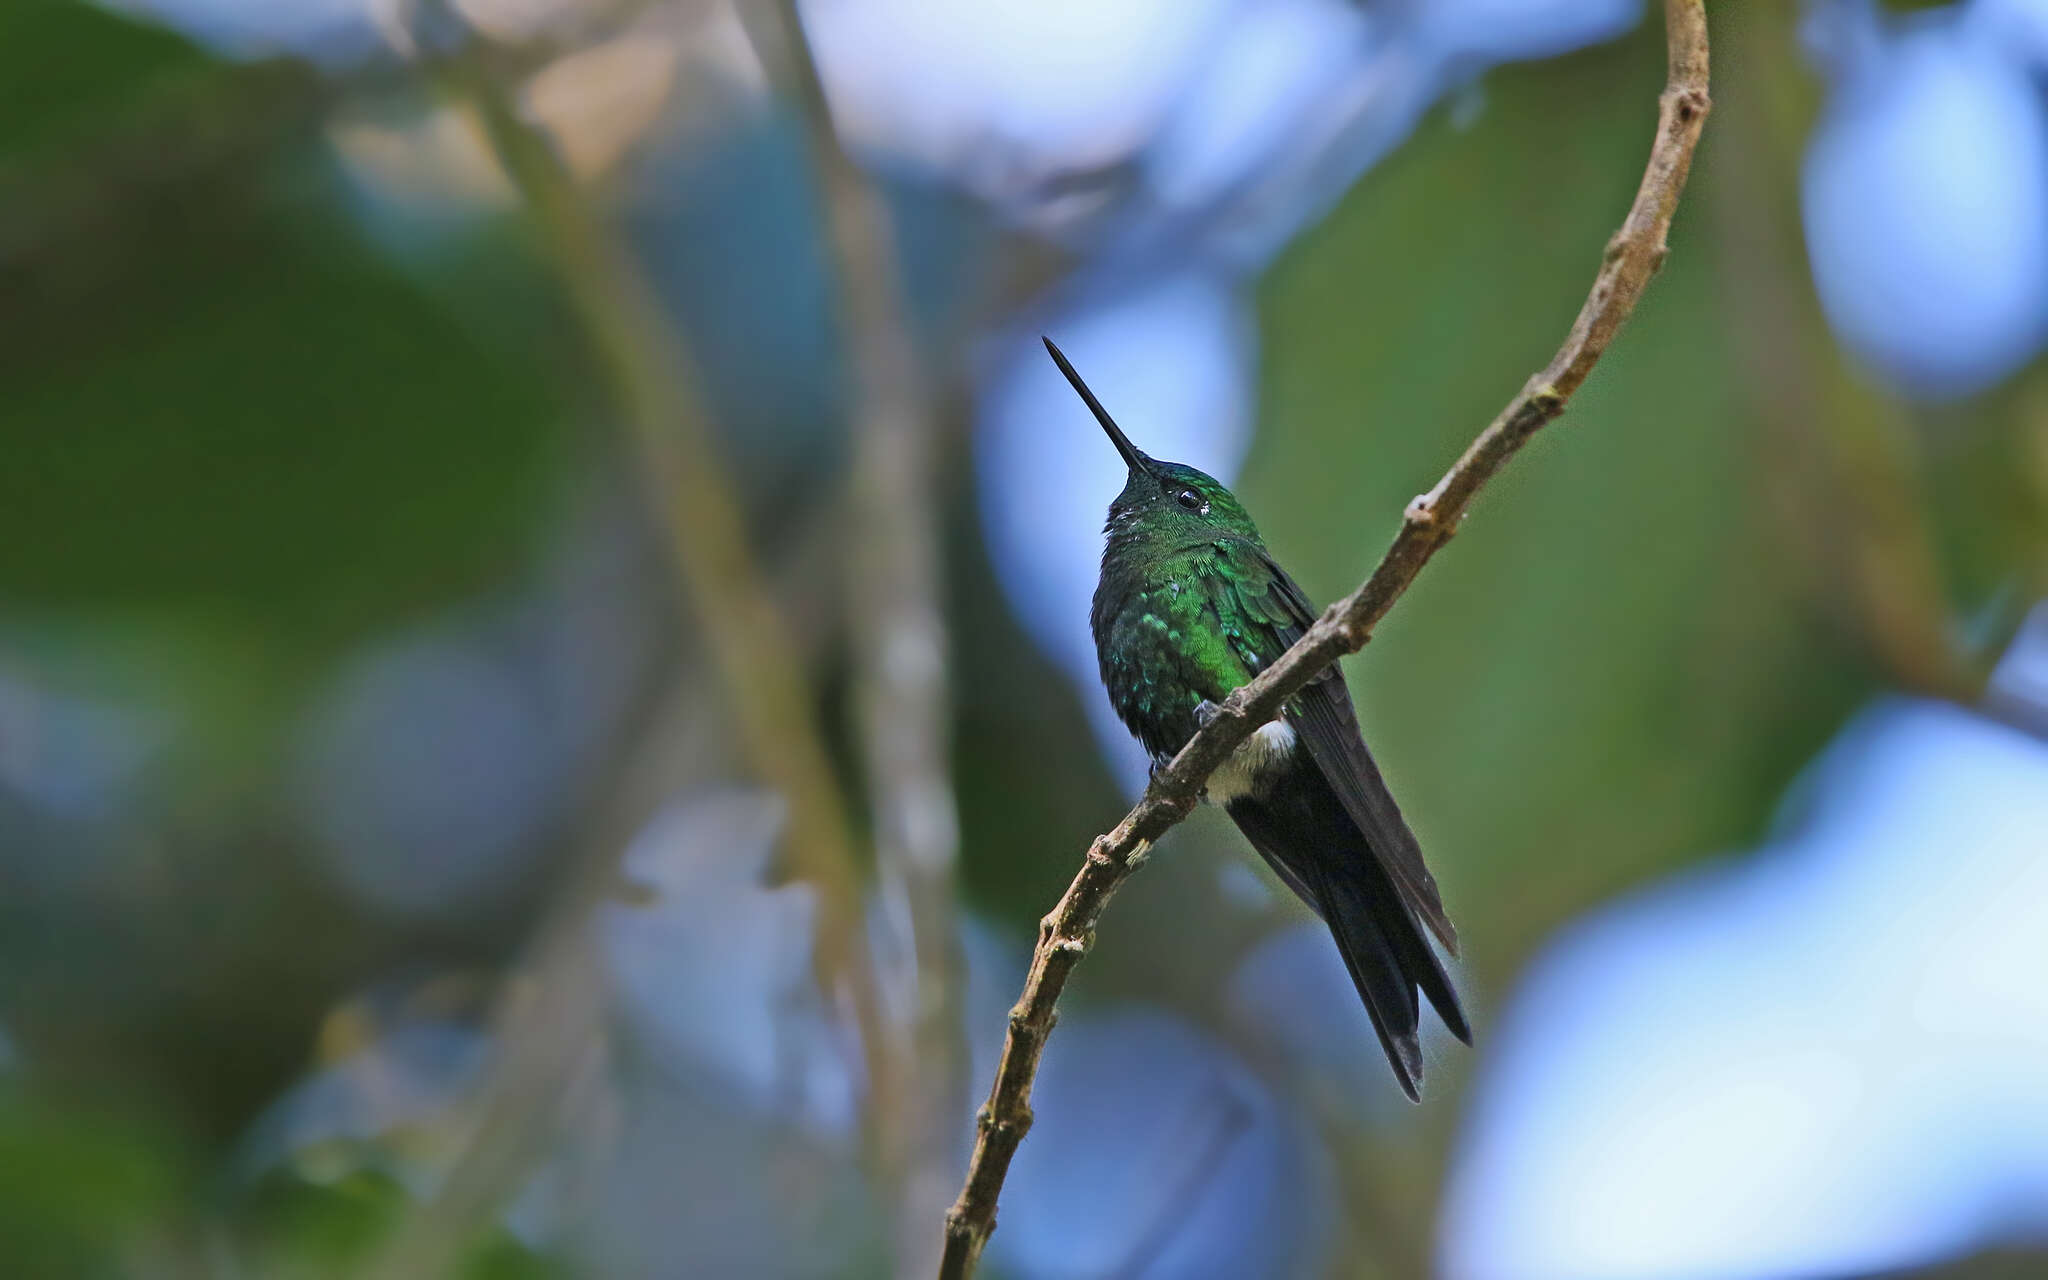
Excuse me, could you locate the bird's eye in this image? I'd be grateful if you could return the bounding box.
[1175,488,1205,512]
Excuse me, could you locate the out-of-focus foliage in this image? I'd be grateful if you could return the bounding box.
[1,2,567,654]
[243,1170,564,1279]
[1,5,588,1270]
[0,1088,184,1276]
[3,0,2046,1277]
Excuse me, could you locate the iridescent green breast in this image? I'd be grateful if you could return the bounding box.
[1091,539,1283,761]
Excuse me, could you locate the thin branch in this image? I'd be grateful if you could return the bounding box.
[751,3,970,1274]
[936,3,1711,1275]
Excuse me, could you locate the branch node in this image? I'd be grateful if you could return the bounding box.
[1511,385,1567,437]
[1403,494,1441,527]
[1667,86,1710,125]
[975,1105,1032,1139]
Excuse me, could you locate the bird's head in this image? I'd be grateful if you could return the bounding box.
[1042,337,1259,548]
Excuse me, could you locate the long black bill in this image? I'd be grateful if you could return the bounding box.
[1043,336,1153,477]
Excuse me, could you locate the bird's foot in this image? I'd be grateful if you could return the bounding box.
[1183,701,1230,802]
[1151,755,1210,803]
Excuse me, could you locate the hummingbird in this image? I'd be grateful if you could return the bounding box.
[1045,337,1468,1100]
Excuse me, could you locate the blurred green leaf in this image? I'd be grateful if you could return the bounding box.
[0,200,568,642]
[242,1168,566,1278]
[1,4,572,672]
[0,1086,186,1277]
[0,0,211,164]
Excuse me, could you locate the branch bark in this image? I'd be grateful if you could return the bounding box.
[936,3,1710,1275]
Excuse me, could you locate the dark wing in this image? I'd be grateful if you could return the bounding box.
[1229,550,1459,955]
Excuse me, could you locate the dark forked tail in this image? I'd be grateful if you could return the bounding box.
[1306,846,1469,1100]
[1226,768,1468,1101]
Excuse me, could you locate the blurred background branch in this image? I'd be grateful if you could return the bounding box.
[744,2,969,1273]
[939,2,1710,1274]
[454,31,903,1177]
[1708,6,1977,705]
[359,12,906,1273]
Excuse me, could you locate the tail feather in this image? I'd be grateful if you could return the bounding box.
[1227,768,1468,1099]
[1309,859,1427,1100]
[1374,879,1471,1045]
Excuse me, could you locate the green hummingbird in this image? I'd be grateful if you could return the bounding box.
[1045,337,1468,1100]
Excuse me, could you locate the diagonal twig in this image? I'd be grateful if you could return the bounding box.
[937,3,1710,1275]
